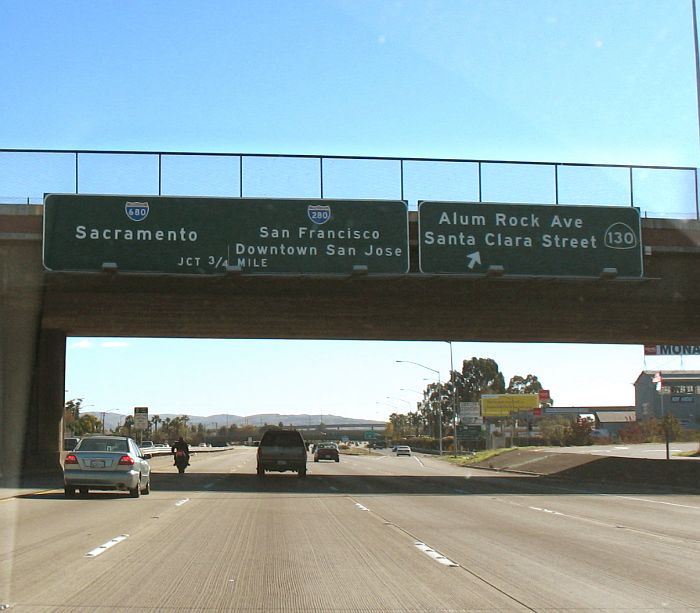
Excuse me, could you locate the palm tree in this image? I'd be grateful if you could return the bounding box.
[123,415,134,437]
[162,417,172,440]
[150,414,161,437]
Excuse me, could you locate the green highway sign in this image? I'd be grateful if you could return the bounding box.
[456,425,484,440]
[364,431,380,440]
[43,195,409,275]
[418,201,643,278]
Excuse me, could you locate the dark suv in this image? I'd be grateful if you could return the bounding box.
[256,429,308,477]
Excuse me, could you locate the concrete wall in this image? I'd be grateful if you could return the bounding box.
[0,208,45,482]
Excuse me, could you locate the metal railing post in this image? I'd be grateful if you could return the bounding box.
[320,157,324,199]
[629,167,635,208]
[478,162,482,202]
[239,156,243,198]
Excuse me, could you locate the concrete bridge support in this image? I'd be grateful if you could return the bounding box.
[0,236,44,484]
[25,329,66,475]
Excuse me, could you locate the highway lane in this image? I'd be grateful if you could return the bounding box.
[1,447,699,611]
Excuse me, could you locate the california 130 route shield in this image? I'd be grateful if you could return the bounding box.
[418,201,643,278]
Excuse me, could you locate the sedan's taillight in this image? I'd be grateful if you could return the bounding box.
[64,454,78,464]
[118,455,134,465]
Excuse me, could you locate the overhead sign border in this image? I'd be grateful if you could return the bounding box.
[417,200,643,279]
[43,194,411,276]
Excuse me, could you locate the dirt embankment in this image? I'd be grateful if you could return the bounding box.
[471,449,700,490]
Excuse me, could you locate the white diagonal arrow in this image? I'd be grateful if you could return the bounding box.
[466,251,481,270]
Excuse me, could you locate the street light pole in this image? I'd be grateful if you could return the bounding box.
[448,341,458,457]
[396,360,443,455]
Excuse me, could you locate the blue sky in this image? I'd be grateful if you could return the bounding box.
[4,1,700,419]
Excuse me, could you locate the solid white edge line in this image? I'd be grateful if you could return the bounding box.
[610,495,700,511]
[85,534,129,558]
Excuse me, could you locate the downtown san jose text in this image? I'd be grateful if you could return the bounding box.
[232,225,404,259]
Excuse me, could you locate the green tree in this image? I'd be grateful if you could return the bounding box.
[161,417,172,440]
[539,416,570,446]
[150,414,162,437]
[76,413,102,436]
[389,412,409,439]
[456,357,506,402]
[407,411,422,436]
[507,374,542,394]
[661,414,681,442]
[619,420,646,444]
[64,398,84,436]
[123,415,134,437]
[507,374,552,407]
[421,384,446,439]
[566,417,592,446]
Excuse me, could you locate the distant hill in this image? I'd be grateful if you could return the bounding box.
[89,412,383,432]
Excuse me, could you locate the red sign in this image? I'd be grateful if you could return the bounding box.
[538,389,550,402]
[533,408,542,416]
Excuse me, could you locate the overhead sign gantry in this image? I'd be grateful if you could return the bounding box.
[418,201,643,278]
[43,195,409,275]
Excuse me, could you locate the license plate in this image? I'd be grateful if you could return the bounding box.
[276,460,287,465]
[91,460,105,468]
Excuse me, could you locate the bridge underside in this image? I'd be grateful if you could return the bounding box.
[42,250,699,344]
[2,210,700,482]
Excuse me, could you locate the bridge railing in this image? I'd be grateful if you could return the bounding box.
[0,148,698,220]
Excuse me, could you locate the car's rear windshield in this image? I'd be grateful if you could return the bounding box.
[77,438,129,452]
[261,431,304,446]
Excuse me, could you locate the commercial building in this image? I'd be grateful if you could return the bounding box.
[635,370,700,429]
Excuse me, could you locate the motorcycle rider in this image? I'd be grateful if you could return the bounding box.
[171,436,190,466]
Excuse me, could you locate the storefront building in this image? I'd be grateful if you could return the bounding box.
[635,370,700,429]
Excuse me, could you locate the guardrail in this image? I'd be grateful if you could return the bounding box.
[141,445,234,458]
[1,148,698,220]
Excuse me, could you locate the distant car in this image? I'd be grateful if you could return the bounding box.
[314,442,340,463]
[63,435,151,498]
[139,440,155,449]
[63,437,80,451]
[395,445,412,456]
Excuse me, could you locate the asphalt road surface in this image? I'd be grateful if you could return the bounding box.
[2,447,700,611]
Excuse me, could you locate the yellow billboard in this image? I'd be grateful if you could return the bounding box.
[480,394,539,417]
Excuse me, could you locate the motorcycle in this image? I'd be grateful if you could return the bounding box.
[174,450,189,474]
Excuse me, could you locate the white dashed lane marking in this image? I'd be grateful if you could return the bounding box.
[414,541,459,567]
[85,534,129,558]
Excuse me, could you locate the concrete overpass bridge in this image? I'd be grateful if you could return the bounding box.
[1,150,700,480]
